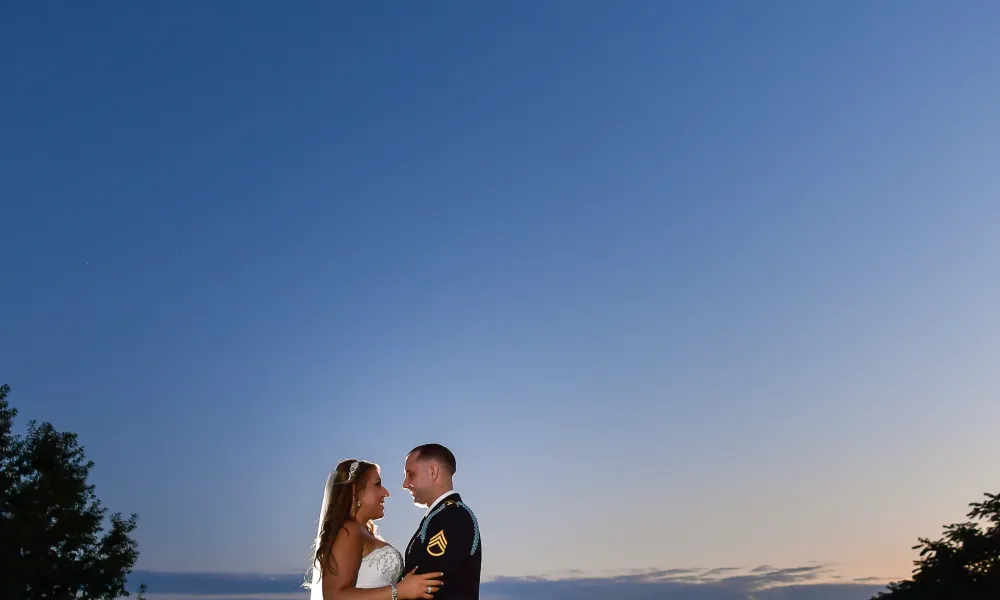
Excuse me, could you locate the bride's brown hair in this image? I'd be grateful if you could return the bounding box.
[312,458,379,578]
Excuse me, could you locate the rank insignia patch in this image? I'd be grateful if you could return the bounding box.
[426,530,448,556]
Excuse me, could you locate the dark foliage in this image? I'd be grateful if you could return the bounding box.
[872,490,1000,599]
[0,383,141,600]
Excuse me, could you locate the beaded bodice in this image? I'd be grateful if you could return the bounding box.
[355,543,403,589]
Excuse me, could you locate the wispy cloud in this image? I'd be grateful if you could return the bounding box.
[481,565,888,599]
[129,565,891,600]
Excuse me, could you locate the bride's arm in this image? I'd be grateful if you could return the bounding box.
[322,523,441,600]
[321,523,383,599]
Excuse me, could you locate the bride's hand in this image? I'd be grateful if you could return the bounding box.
[396,567,443,599]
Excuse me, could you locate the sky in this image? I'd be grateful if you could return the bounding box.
[2,1,1000,599]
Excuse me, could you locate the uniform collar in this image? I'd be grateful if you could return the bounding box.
[423,490,458,516]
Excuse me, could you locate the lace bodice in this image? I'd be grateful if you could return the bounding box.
[355,544,403,589]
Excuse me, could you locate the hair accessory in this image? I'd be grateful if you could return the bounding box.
[333,460,361,486]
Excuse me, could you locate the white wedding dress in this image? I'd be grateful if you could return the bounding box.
[310,543,403,599]
[355,543,404,588]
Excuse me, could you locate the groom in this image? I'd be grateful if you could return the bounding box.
[402,443,482,599]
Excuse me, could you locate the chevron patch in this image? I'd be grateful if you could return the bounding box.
[426,530,448,556]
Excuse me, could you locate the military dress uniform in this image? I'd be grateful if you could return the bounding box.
[404,492,482,600]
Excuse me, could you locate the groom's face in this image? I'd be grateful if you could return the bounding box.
[402,452,433,507]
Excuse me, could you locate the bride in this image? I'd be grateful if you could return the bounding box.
[306,459,443,600]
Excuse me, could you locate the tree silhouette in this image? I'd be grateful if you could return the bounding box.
[873,490,1000,599]
[0,383,142,599]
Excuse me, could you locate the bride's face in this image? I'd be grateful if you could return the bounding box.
[357,467,390,521]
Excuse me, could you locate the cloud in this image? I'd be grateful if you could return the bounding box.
[128,565,891,600]
[482,565,887,600]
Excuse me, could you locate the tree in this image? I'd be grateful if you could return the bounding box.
[0,383,142,600]
[872,490,1000,599]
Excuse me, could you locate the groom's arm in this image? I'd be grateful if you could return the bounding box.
[416,505,476,580]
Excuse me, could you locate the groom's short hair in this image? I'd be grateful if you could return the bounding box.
[409,443,456,475]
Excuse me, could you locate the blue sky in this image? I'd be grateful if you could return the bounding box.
[3,1,1000,598]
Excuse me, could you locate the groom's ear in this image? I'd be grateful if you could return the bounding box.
[427,462,440,481]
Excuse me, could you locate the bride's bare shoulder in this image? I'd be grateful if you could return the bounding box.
[332,521,365,548]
